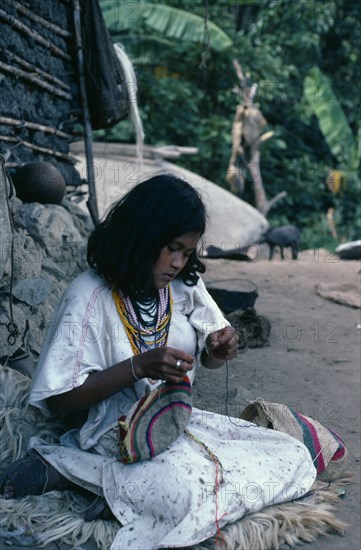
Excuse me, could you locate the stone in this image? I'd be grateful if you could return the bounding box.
[0,303,28,361]
[14,202,84,247]
[11,197,23,215]
[336,240,361,260]
[74,154,269,249]
[12,231,43,280]
[12,277,52,306]
[0,156,15,281]
[41,257,66,280]
[13,202,88,276]
[61,198,94,237]
[1,176,91,364]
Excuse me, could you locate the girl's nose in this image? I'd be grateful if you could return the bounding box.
[171,252,184,270]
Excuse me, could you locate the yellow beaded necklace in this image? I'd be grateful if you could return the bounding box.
[112,286,173,356]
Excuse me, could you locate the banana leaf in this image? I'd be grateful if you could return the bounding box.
[100,1,233,52]
[304,66,356,168]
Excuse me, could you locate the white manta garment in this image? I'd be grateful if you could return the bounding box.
[29,269,316,550]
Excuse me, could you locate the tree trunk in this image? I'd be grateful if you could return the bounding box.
[248,139,287,216]
[227,59,287,217]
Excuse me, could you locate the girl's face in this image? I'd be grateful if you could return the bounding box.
[151,231,201,289]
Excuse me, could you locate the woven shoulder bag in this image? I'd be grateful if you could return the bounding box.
[118,376,192,463]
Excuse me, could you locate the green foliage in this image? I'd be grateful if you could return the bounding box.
[98,0,361,247]
[139,4,232,52]
[303,65,361,244]
[101,1,233,52]
[304,67,357,169]
[299,214,340,253]
[140,75,203,144]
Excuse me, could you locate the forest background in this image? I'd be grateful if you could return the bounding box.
[96,0,360,250]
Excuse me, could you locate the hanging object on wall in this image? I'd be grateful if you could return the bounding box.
[79,0,129,129]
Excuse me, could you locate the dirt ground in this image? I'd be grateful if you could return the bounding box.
[195,248,361,550]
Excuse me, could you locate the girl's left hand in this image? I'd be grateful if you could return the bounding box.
[206,326,238,361]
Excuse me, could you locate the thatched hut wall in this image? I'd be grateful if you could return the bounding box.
[0,0,81,185]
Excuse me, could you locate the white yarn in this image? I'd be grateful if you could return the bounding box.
[114,43,144,172]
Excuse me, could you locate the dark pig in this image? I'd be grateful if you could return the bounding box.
[262,225,301,260]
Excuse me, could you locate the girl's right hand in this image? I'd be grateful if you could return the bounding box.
[133,347,194,383]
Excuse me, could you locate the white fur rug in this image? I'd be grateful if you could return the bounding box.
[0,365,349,549]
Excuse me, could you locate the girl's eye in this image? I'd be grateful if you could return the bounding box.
[167,244,193,257]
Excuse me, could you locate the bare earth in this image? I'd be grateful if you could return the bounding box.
[196,248,361,550]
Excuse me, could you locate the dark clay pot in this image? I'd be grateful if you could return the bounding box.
[206,279,259,314]
[12,162,66,204]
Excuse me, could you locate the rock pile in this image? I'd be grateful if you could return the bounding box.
[0,184,92,367]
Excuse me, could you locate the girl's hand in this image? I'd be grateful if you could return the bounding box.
[133,347,194,383]
[206,326,238,362]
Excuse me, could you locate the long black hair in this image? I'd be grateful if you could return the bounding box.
[87,174,207,295]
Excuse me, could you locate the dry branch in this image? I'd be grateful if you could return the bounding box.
[0,8,71,62]
[0,61,72,100]
[267,191,288,210]
[12,1,72,39]
[0,117,72,140]
[10,54,71,92]
[260,131,274,143]
[0,135,77,163]
[232,60,257,103]
[232,60,246,87]
[226,58,287,216]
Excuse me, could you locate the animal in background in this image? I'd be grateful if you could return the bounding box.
[261,225,301,260]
